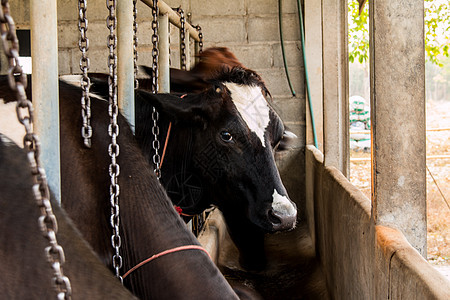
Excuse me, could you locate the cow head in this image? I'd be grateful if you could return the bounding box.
[136,58,297,233]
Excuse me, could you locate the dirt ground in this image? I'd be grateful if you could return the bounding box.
[350,100,450,268]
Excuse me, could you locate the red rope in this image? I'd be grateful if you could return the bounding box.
[159,122,171,169]
[159,94,187,169]
[122,245,211,279]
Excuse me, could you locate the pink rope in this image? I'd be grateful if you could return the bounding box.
[122,245,211,279]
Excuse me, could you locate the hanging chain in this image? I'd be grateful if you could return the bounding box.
[133,0,139,89]
[151,0,159,93]
[195,25,203,54]
[78,0,92,148]
[0,2,72,299]
[106,0,123,282]
[176,7,186,70]
[151,0,161,179]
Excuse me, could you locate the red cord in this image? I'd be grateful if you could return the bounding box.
[159,94,187,169]
[122,245,211,279]
[159,122,171,169]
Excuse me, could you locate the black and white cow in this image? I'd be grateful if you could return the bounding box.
[130,48,298,269]
[74,47,296,270]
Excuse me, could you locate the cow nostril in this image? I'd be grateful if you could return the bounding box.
[268,209,282,225]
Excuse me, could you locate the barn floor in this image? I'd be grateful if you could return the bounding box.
[218,223,330,300]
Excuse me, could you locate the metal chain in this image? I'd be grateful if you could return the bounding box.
[151,0,159,93]
[0,2,72,299]
[195,25,203,54]
[151,0,161,179]
[106,0,123,282]
[133,0,139,89]
[78,0,92,148]
[176,7,186,70]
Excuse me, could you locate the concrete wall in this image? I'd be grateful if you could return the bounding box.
[306,145,450,299]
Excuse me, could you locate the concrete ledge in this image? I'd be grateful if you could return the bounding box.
[306,146,450,298]
[376,226,450,299]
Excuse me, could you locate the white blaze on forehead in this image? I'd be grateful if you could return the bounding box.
[225,82,270,147]
[272,189,296,217]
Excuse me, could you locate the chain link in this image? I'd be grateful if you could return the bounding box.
[195,25,203,54]
[0,2,72,298]
[176,7,186,70]
[78,0,92,148]
[133,0,139,89]
[106,0,123,282]
[151,0,161,179]
[151,0,159,94]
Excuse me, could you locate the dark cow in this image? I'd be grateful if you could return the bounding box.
[0,134,136,299]
[0,80,239,299]
[88,47,298,270]
[138,48,298,269]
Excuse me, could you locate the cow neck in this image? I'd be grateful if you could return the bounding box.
[122,245,211,279]
[159,94,186,169]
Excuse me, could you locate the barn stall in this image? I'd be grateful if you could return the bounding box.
[1,0,449,298]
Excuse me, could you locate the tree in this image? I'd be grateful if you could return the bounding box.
[348,0,450,67]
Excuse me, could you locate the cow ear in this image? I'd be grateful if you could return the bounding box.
[140,66,209,93]
[169,68,210,93]
[136,88,224,126]
[277,130,298,151]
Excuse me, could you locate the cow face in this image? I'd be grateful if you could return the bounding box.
[136,67,297,233]
[203,81,297,232]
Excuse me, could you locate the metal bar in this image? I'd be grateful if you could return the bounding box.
[427,127,450,132]
[350,128,449,135]
[31,0,61,204]
[195,42,200,64]
[158,14,170,93]
[140,0,200,42]
[350,155,450,162]
[185,33,191,70]
[117,0,135,128]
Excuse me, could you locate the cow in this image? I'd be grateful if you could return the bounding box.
[0,79,240,299]
[135,48,299,270]
[86,47,298,270]
[0,134,137,299]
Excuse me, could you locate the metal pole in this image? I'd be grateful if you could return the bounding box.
[31,0,61,204]
[140,0,200,42]
[185,34,190,70]
[195,42,200,64]
[117,0,135,128]
[158,14,170,93]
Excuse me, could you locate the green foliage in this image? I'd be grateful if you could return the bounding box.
[425,0,450,66]
[348,0,369,64]
[348,0,450,66]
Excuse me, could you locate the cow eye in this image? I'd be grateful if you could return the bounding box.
[220,131,233,142]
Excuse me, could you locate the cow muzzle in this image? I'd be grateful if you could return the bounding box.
[267,190,297,231]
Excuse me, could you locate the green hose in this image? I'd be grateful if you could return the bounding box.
[297,0,318,148]
[278,0,296,97]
